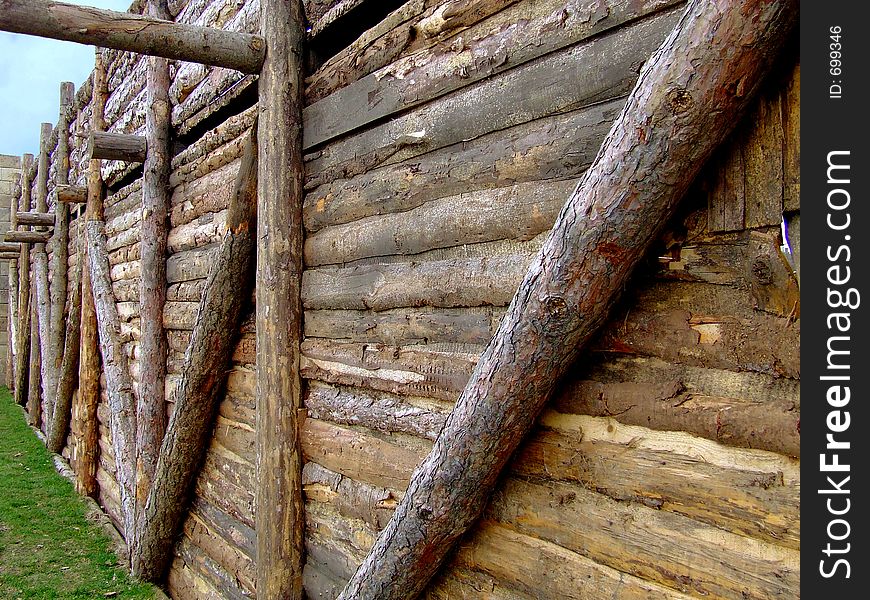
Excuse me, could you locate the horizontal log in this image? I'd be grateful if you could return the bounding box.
[56,184,87,204]
[170,158,239,228]
[16,211,56,226]
[4,230,50,244]
[304,0,681,149]
[167,244,218,283]
[0,252,20,260]
[0,0,265,73]
[88,131,147,163]
[303,253,534,311]
[304,97,622,232]
[0,242,20,252]
[182,511,256,596]
[305,179,573,267]
[304,306,503,346]
[304,8,679,186]
[175,536,251,600]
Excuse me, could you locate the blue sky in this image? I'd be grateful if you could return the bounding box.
[0,0,132,158]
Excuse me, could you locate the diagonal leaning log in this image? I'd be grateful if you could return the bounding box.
[130,120,259,582]
[337,0,799,598]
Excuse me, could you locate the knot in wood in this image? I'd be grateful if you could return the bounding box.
[544,295,569,318]
[752,258,773,284]
[667,87,693,114]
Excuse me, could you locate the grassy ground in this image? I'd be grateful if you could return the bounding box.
[0,387,158,599]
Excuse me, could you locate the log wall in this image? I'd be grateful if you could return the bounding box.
[11,0,800,598]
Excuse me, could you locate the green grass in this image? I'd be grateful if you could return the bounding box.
[0,387,158,599]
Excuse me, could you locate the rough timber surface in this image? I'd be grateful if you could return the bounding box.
[32,0,804,598]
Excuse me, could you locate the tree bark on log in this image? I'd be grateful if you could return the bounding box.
[131,120,258,582]
[3,231,51,244]
[76,48,107,500]
[336,1,798,598]
[56,184,87,204]
[27,285,42,426]
[15,212,55,227]
[47,224,83,453]
[88,132,147,163]
[46,81,75,446]
[256,1,306,597]
[16,154,34,408]
[34,121,53,433]
[0,0,265,73]
[135,0,171,538]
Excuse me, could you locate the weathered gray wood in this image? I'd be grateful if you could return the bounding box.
[34,122,53,433]
[135,0,171,533]
[304,97,622,233]
[305,179,573,267]
[46,81,75,444]
[0,251,19,260]
[15,212,56,227]
[304,0,681,149]
[14,153,34,408]
[0,0,265,73]
[305,9,681,187]
[88,131,147,163]
[4,231,51,244]
[132,120,258,583]
[337,1,798,597]
[56,184,87,204]
[45,81,76,452]
[256,0,306,597]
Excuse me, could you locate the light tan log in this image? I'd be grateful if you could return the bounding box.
[88,131,147,163]
[4,230,50,244]
[256,0,306,597]
[15,212,56,227]
[0,242,20,253]
[0,252,19,260]
[57,184,87,204]
[337,1,798,597]
[14,153,34,408]
[0,0,265,73]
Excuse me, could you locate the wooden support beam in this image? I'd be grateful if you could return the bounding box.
[256,1,306,598]
[0,252,20,260]
[33,121,53,433]
[88,131,147,163]
[76,48,106,500]
[0,242,21,253]
[14,153,34,408]
[56,184,87,204]
[16,212,55,227]
[85,49,138,544]
[0,0,265,73]
[132,120,258,583]
[134,0,172,554]
[46,81,77,454]
[4,231,51,244]
[336,1,798,598]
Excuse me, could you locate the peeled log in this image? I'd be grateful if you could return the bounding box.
[15,212,55,227]
[337,1,799,599]
[131,122,258,582]
[88,132,147,163]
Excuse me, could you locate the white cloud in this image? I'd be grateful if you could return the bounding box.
[0,1,136,158]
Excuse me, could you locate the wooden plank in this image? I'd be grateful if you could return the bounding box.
[0,0,265,72]
[744,88,785,228]
[782,61,800,212]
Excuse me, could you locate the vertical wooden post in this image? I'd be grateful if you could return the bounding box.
[13,154,33,407]
[136,0,171,524]
[8,165,22,392]
[256,0,306,597]
[44,81,75,448]
[32,122,53,430]
[50,83,75,375]
[76,51,107,499]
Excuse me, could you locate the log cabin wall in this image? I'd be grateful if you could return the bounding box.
[8,0,800,598]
